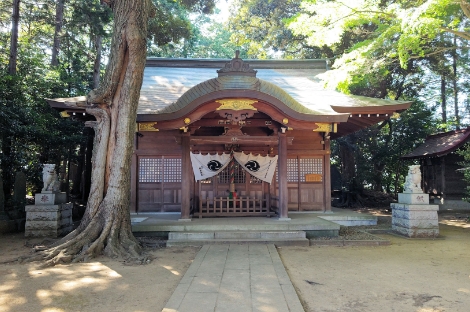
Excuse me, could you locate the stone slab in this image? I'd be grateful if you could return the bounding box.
[168,232,214,240]
[398,193,429,205]
[392,225,439,238]
[26,205,61,212]
[260,231,306,239]
[25,203,73,238]
[25,220,59,230]
[25,229,59,237]
[390,203,439,211]
[392,216,438,228]
[34,192,67,205]
[392,209,438,220]
[162,244,304,312]
[26,211,60,221]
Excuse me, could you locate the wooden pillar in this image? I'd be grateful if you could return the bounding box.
[130,152,137,213]
[278,131,289,219]
[323,134,332,212]
[180,133,191,220]
[440,157,445,202]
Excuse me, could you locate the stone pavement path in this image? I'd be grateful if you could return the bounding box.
[162,244,304,312]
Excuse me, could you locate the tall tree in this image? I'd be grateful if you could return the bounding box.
[51,0,65,66]
[2,0,21,205]
[33,0,215,266]
[31,0,155,265]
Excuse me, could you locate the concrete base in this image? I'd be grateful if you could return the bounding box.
[25,203,73,237]
[319,210,377,226]
[398,193,429,205]
[166,230,309,247]
[34,192,67,205]
[391,200,439,238]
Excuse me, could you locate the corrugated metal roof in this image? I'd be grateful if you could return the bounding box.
[46,58,412,133]
[139,65,410,116]
[402,127,470,159]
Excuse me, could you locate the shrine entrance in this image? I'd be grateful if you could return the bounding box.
[196,161,272,217]
[48,52,413,220]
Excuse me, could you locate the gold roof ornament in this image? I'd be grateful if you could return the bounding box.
[138,122,159,131]
[313,123,337,132]
[215,99,258,111]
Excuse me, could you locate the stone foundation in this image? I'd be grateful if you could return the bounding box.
[25,192,73,238]
[391,193,439,238]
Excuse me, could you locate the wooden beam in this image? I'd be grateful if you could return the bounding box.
[189,136,293,146]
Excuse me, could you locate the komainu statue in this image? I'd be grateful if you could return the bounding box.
[404,165,422,193]
[42,164,60,192]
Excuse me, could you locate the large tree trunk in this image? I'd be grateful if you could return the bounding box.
[51,0,65,67]
[9,0,20,75]
[93,35,103,89]
[2,0,21,205]
[34,0,154,266]
[441,75,447,125]
[452,34,460,129]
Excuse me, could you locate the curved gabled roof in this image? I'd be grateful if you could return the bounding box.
[155,75,330,116]
[46,56,413,137]
[402,128,470,159]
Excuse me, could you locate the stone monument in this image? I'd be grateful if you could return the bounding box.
[0,173,18,233]
[391,165,439,238]
[25,164,73,237]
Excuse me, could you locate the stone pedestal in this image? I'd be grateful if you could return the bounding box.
[25,191,73,237]
[391,193,439,238]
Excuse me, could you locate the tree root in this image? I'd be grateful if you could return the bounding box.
[16,210,147,268]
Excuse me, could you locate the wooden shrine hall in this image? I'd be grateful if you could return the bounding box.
[48,53,411,220]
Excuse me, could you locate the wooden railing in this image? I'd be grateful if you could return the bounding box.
[196,196,275,218]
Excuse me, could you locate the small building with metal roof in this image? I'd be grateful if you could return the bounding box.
[403,127,470,208]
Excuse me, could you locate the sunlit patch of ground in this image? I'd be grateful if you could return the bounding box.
[0,235,199,312]
[439,213,470,228]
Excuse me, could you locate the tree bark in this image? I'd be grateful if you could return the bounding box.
[2,0,21,205]
[51,0,65,67]
[34,0,155,266]
[9,0,20,75]
[441,75,447,125]
[93,35,103,88]
[452,34,459,129]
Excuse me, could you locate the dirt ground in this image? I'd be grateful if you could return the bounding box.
[0,237,200,312]
[0,212,469,312]
[280,215,470,312]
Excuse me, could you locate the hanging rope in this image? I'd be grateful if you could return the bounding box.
[229,149,235,194]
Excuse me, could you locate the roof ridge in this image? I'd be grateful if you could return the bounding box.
[426,127,470,140]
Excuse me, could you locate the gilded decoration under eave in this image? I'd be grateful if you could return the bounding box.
[313,123,337,133]
[216,99,258,111]
[137,122,159,131]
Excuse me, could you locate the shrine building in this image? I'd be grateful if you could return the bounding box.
[47,54,411,220]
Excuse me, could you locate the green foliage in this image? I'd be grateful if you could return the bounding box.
[228,0,323,59]
[147,0,220,57]
[1,0,109,198]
